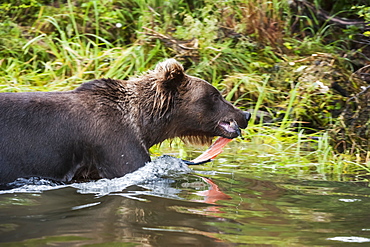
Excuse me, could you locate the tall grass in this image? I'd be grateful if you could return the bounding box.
[0,0,366,178]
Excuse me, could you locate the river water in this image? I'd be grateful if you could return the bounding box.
[1,144,370,246]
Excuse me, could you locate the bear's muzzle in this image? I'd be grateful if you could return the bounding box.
[217,111,250,139]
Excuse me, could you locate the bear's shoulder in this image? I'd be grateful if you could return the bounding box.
[74,78,122,92]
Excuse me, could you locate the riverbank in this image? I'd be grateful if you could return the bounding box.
[1,0,370,178]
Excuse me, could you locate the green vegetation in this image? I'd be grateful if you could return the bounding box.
[1,0,370,179]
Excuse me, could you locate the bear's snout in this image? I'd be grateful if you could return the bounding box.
[236,111,251,129]
[216,110,251,139]
[244,111,251,123]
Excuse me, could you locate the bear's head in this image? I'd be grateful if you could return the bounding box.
[143,59,250,146]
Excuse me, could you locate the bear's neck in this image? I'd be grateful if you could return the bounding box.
[82,78,182,149]
[130,80,181,148]
[139,110,179,148]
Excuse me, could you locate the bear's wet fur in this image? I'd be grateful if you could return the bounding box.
[0,59,250,183]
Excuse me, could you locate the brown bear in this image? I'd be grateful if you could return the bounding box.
[0,59,250,184]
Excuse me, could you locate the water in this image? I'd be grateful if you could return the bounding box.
[1,148,370,246]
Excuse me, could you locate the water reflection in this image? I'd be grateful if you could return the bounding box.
[1,157,370,246]
[0,185,236,246]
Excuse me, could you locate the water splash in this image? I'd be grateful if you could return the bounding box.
[0,155,193,196]
[74,155,193,196]
[327,236,370,243]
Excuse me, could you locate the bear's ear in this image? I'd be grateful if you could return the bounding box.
[154,59,185,87]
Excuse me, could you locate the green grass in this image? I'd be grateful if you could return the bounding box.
[0,0,369,179]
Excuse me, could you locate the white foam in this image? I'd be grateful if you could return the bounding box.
[327,236,370,243]
[0,155,193,196]
[74,155,192,196]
